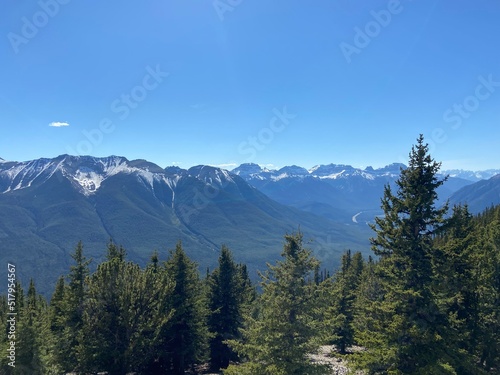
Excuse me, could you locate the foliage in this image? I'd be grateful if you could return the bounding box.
[225,232,330,375]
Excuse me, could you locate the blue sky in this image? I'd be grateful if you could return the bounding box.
[1,0,499,170]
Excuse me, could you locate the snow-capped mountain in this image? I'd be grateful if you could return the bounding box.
[231,162,475,223]
[1,155,497,296]
[441,169,500,182]
[232,162,406,182]
[0,155,182,196]
[0,155,369,296]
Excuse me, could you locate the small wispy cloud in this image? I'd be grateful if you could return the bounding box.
[209,163,238,169]
[49,121,70,127]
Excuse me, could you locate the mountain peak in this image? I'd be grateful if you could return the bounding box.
[308,164,356,177]
[375,163,407,174]
[188,165,236,188]
[277,165,309,176]
[232,163,265,177]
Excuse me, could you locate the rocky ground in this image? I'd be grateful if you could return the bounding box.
[309,345,365,375]
[202,345,365,375]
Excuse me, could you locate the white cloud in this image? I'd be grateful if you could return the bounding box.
[49,121,70,127]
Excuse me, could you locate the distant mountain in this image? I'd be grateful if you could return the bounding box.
[2,156,496,295]
[442,169,500,182]
[0,155,371,295]
[232,163,473,223]
[448,174,500,213]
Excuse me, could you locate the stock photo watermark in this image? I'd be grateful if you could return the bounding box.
[396,74,500,162]
[213,0,243,21]
[175,106,296,224]
[442,74,500,131]
[6,263,17,368]
[176,177,231,224]
[8,0,71,54]
[339,0,408,64]
[65,64,169,156]
[237,106,297,161]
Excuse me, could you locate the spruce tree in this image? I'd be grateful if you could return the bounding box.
[324,250,364,354]
[356,135,453,374]
[208,245,249,371]
[434,204,483,373]
[474,209,500,370]
[225,232,329,375]
[162,241,209,375]
[61,240,90,372]
[15,280,45,375]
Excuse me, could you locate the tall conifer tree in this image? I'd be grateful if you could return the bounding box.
[225,232,329,375]
[356,135,453,373]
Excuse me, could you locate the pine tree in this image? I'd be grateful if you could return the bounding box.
[356,135,454,374]
[225,232,329,375]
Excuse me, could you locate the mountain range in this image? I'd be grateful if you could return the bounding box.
[1,155,499,295]
[231,163,499,223]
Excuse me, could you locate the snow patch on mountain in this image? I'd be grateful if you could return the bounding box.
[234,163,406,182]
[442,169,500,182]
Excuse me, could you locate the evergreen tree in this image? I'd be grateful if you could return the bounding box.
[46,276,67,374]
[434,204,483,373]
[207,245,250,371]
[161,241,209,375]
[77,241,126,374]
[474,209,500,370]
[324,250,364,354]
[356,135,454,374]
[77,241,174,374]
[225,232,329,375]
[14,280,46,375]
[60,240,91,372]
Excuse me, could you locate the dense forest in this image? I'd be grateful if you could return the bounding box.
[1,136,500,374]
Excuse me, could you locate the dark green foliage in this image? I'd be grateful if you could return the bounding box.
[207,245,253,371]
[77,241,175,374]
[160,241,209,375]
[474,208,500,370]
[323,250,364,354]
[0,158,372,297]
[0,280,52,375]
[61,240,91,371]
[355,135,454,373]
[225,232,330,375]
[2,147,500,374]
[433,205,482,373]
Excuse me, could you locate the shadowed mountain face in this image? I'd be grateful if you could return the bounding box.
[0,155,372,295]
[449,174,500,213]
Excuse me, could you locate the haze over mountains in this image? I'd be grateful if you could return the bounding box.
[232,162,499,222]
[1,155,499,295]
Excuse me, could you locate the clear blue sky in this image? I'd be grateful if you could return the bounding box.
[1,0,499,170]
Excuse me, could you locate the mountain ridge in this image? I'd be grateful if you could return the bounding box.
[0,155,372,296]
